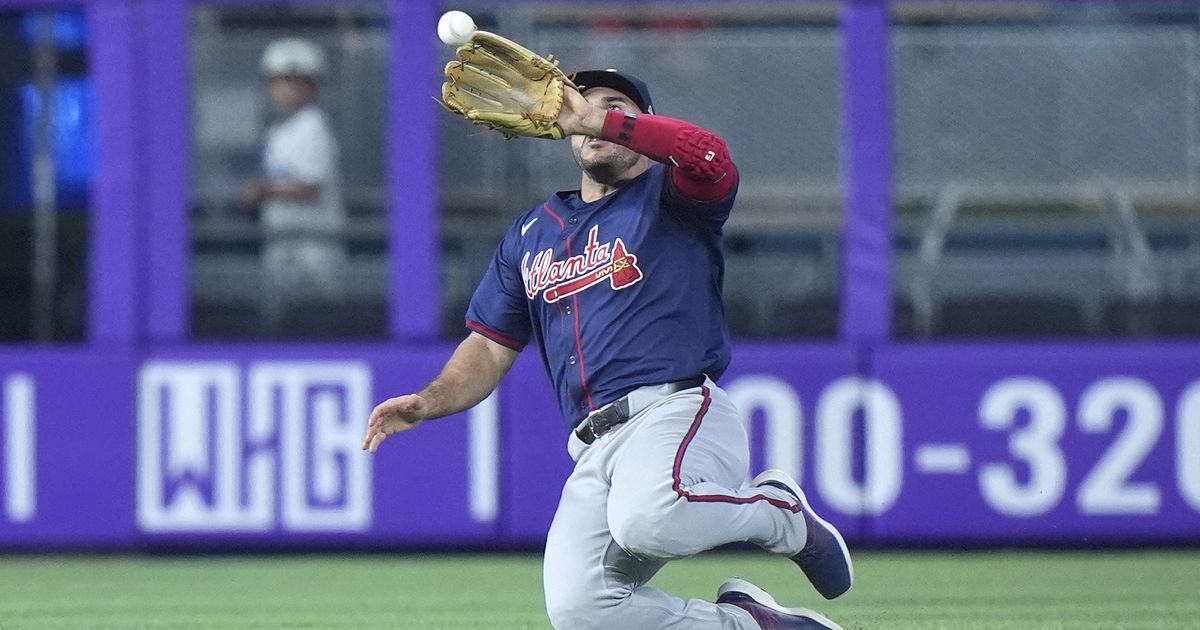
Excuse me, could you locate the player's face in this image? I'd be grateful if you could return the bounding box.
[266,76,315,117]
[571,87,644,181]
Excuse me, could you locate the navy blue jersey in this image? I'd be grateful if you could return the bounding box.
[466,163,736,428]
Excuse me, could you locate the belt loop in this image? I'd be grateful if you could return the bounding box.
[613,397,631,421]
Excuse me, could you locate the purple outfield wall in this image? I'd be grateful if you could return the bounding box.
[2,343,1199,548]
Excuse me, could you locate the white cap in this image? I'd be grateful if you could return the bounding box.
[260,38,326,78]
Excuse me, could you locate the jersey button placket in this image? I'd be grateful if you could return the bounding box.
[568,355,577,365]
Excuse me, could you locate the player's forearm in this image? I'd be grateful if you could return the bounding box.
[415,333,516,419]
[597,110,737,201]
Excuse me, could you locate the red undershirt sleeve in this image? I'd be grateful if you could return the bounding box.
[598,109,738,202]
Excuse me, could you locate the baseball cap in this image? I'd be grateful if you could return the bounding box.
[571,69,654,115]
[260,38,327,78]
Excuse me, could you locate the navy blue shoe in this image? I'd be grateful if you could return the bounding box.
[717,578,843,629]
[753,469,854,600]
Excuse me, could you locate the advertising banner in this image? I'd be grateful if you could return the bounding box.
[1,343,1197,548]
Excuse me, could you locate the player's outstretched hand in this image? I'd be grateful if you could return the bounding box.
[363,394,428,454]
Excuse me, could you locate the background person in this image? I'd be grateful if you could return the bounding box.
[242,37,346,331]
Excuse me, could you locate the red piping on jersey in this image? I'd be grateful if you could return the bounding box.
[569,292,594,411]
[466,319,525,351]
[542,203,566,228]
[565,233,596,411]
[541,203,595,411]
[672,385,803,513]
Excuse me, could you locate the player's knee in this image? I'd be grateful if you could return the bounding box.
[545,573,599,629]
[545,586,619,630]
[545,591,588,629]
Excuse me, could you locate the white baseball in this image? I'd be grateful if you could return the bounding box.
[437,10,476,46]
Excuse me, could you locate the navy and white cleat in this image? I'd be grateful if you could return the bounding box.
[717,578,843,629]
[753,469,854,600]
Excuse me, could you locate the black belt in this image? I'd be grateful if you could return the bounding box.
[573,377,706,445]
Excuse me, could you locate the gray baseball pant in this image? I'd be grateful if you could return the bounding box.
[542,377,808,629]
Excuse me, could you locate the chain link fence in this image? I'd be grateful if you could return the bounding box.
[186,4,1200,340]
[892,24,1200,338]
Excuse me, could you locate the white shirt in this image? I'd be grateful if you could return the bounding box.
[261,104,345,237]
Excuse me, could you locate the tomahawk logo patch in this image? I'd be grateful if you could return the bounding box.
[521,225,644,303]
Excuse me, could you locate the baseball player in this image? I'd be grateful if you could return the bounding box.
[365,35,852,630]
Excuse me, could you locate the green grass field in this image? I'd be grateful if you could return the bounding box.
[0,550,1195,629]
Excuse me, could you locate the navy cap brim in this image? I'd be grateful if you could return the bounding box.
[572,69,654,115]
